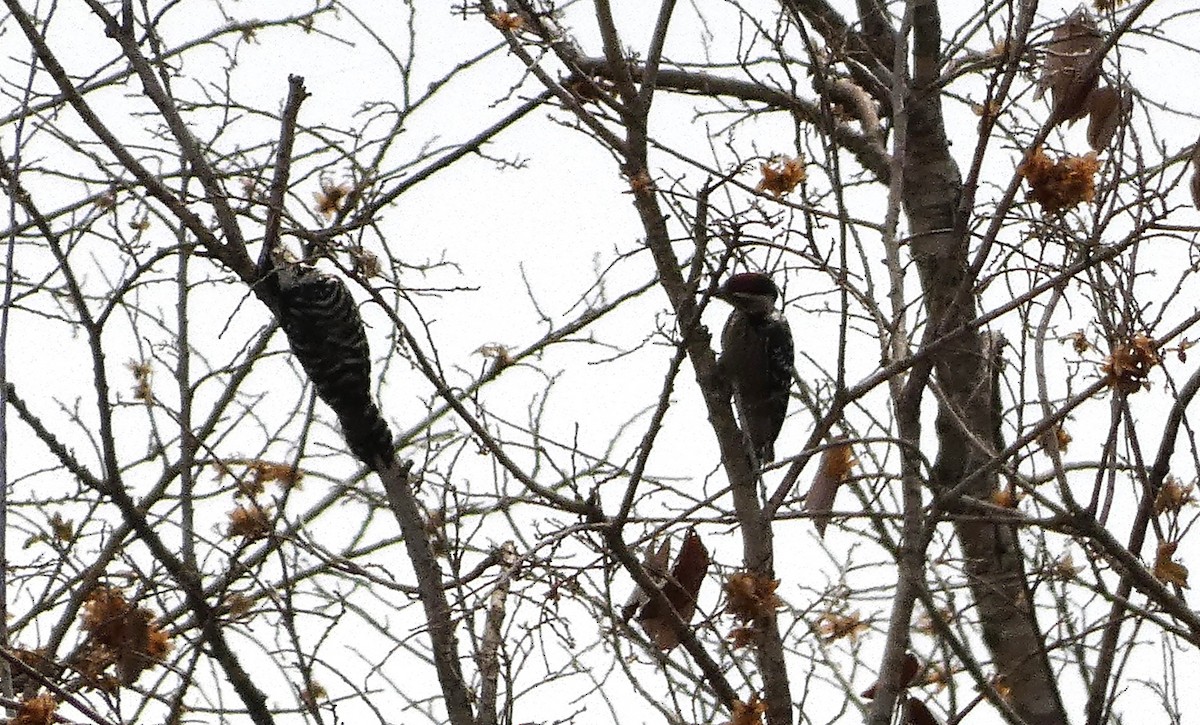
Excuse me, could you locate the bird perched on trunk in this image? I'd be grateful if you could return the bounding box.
[715,272,794,464]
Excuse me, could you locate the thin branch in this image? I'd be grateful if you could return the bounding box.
[258,75,310,278]
[477,541,517,725]
[376,460,475,725]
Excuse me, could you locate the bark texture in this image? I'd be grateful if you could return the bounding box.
[901,3,1067,722]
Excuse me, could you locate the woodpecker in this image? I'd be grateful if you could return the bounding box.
[273,263,395,468]
[715,272,793,463]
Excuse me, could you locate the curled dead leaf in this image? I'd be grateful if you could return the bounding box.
[805,440,856,538]
[922,664,954,693]
[626,170,655,195]
[989,674,1013,702]
[634,528,709,651]
[1155,478,1194,515]
[914,607,952,636]
[126,359,154,404]
[971,100,1002,119]
[1085,85,1128,151]
[862,652,921,699]
[1173,338,1195,363]
[247,460,303,489]
[621,539,670,622]
[727,625,757,649]
[350,247,381,279]
[566,76,617,103]
[313,177,351,219]
[1037,9,1104,125]
[1153,541,1189,588]
[903,698,941,725]
[477,342,515,372]
[299,681,328,712]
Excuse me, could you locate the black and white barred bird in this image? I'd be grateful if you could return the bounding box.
[273,263,395,468]
[715,272,794,464]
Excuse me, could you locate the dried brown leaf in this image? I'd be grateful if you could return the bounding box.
[1153,541,1189,588]
[224,593,255,620]
[350,247,381,279]
[805,440,856,537]
[637,529,709,651]
[861,652,920,699]
[1155,478,1194,515]
[914,607,952,636]
[990,488,1023,508]
[49,511,74,542]
[1019,147,1099,211]
[11,693,56,725]
[626,170,655,194]
[727,695,767,725]
[724,572,781,624]
[486,11,525,31]
[816,610,869,642]
[971,100,1002,119]
[727,626,757,649]
[756,156,806,197]
[299,681,328,711]
[566,76,616,103]
[922,664,954,693]
[1085,85,1127,151]
[126,359,154,404]
[477,342,515,372]
[621,539,670,622]
[313,178,351,219]
[1037,10,1103,124]
[989,674,1014,702]
[247,460,303,489]
[904,698,941,725]
[1101,333,1159,393]
[1068,330,1091,354]
[1173,338,1195,363]
[1055,425,1072,453]
[1048,553,1083,581]
[1037,424,1072,455]
[227,505,273,541]
[10,647,57,693]
[80,586,172,686]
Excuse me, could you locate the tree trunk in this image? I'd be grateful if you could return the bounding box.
[902,3,1067,722]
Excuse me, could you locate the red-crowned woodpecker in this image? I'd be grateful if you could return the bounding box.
[715,272,793,463]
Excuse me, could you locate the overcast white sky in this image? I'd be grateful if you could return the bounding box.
[5,0,1200,723]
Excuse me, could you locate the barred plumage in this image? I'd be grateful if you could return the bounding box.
[716,272,794,464]
[274,264,395,467]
